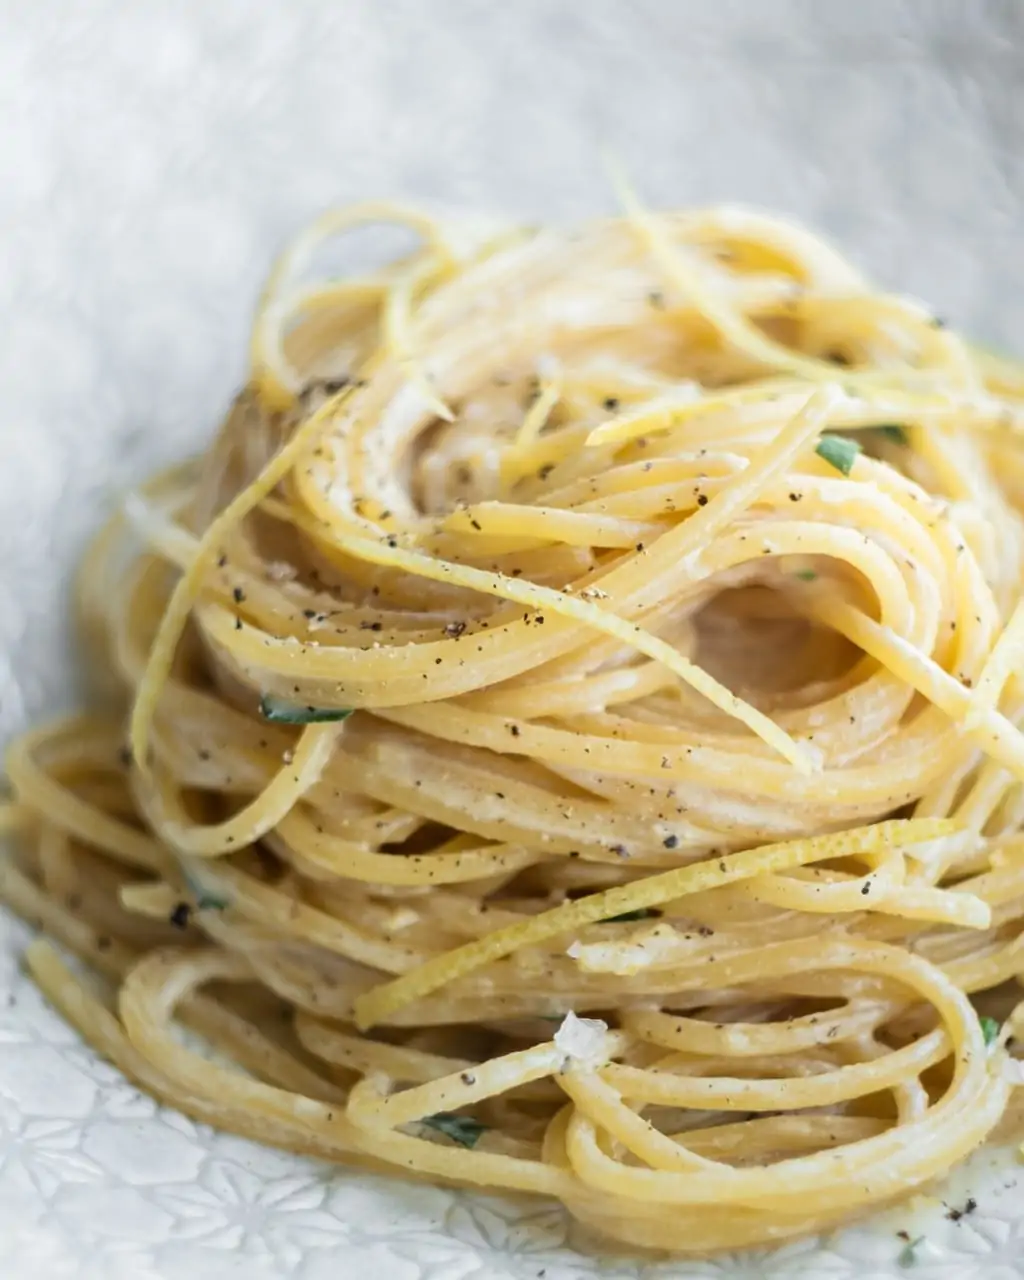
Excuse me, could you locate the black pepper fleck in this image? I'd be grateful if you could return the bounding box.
[169,902,191,929]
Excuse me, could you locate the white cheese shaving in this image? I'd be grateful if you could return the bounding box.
[384,907,420,932]
[1000,1056,1024,1086]
[553,1010,609,1067]
[569,924,683,976]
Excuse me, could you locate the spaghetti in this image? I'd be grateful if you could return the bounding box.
[5,198,1024,1254]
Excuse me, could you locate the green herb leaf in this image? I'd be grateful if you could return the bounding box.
[421,1113,486,1148]
[182,867,229,912]
[875,424,908,445]
[897,1235,925,1268]
[259,695,354,724]
[816,434,861,476]
[794,569,818,582]
[980,1015,1001,1046]
[602,907,663,924]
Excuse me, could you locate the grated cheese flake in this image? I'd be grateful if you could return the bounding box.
[553,1011,609,1067]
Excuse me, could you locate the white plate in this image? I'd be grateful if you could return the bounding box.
[0,933,1021,1279]
[4,2,1024,1275]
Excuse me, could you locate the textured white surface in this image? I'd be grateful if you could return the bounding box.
[4,1,1024,1275]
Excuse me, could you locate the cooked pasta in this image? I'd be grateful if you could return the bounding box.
[6,195,1024,1254]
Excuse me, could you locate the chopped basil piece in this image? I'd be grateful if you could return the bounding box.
[980,1015,1001,1046]
[816,434,861,476]
[875,424,908,445]
[421,1113,486,1148]
[259,695,354,724]
[897,1235,925,1268]
[794,569,817,582]
[602,907,663,924]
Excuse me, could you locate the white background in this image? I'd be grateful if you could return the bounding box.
[2,3,1024,1276]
